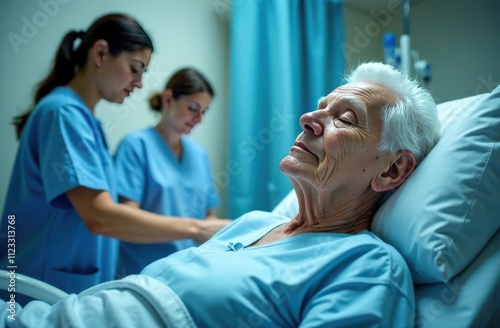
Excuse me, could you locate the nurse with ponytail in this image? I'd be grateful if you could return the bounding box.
[0,13,229,302]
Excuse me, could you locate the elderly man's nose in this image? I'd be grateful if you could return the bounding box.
[300,112,323,136]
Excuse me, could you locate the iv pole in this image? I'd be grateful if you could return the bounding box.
[400,0,411,76]
[383,0,431,83]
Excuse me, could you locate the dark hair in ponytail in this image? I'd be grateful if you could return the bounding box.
[13,13,154,139]
[149,68,215,112]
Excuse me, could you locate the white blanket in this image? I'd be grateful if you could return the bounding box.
[0,275,197,328]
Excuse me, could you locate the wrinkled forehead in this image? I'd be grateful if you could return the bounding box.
[320,82,398,110]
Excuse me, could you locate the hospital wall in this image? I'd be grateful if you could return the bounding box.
[0,0,231,218]
[344,0,500,102]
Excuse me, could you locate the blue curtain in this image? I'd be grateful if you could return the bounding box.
[229,0,345,219]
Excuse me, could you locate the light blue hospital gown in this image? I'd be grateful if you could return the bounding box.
[0,87,118,297]
[142,211,416,327]
[114,128,220,275]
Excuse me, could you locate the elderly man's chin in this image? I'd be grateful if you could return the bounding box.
[279,154,307,177]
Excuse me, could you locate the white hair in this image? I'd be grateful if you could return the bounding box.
[346,62,440,164]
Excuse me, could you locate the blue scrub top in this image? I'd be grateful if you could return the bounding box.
[142,211,415,327]
[0,87,118,295]
[114,127,220,275]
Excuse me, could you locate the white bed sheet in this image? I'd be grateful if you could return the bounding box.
[0,275,196,328]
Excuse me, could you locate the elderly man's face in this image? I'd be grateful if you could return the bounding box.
[280,82,398,195]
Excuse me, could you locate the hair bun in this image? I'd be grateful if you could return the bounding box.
[149,93,163,112]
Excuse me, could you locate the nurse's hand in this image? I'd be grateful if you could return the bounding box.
[194,219,232,244]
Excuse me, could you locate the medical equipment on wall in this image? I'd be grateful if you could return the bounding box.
[382,0,431,84]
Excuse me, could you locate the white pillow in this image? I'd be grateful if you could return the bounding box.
[271,189,299,218]
[414,230,500,327]
[372,86,500,283]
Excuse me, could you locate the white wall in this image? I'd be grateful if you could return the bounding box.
[343,0,500,102]
[0,0,231,217]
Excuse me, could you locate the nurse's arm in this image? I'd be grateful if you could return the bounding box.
[119,198,226,221]
[66,186,231,243]
[205,211,230,221]
[119,197,140,208]
[206,212,218,220]
[118,197,229,222]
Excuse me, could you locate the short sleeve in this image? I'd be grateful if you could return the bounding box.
[300,237,415,327]
[114,136,146,203]
[39,104,113,208]
[301,282,414,327]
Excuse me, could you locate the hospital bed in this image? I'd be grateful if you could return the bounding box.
[1,87,499,327]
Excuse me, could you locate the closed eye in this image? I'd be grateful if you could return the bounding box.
[336,118,353,126]
[338,111,357,126]
[130,66,138,74]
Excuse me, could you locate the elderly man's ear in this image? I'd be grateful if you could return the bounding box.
[371,152,416,192]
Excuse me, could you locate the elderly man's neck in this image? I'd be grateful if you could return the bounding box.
[288,189,381,235]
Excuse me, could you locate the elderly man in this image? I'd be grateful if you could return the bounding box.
[1,62,440,328]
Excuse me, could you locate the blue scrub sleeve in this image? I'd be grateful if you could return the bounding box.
[114,137,146,204]
[39,104,112,208]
